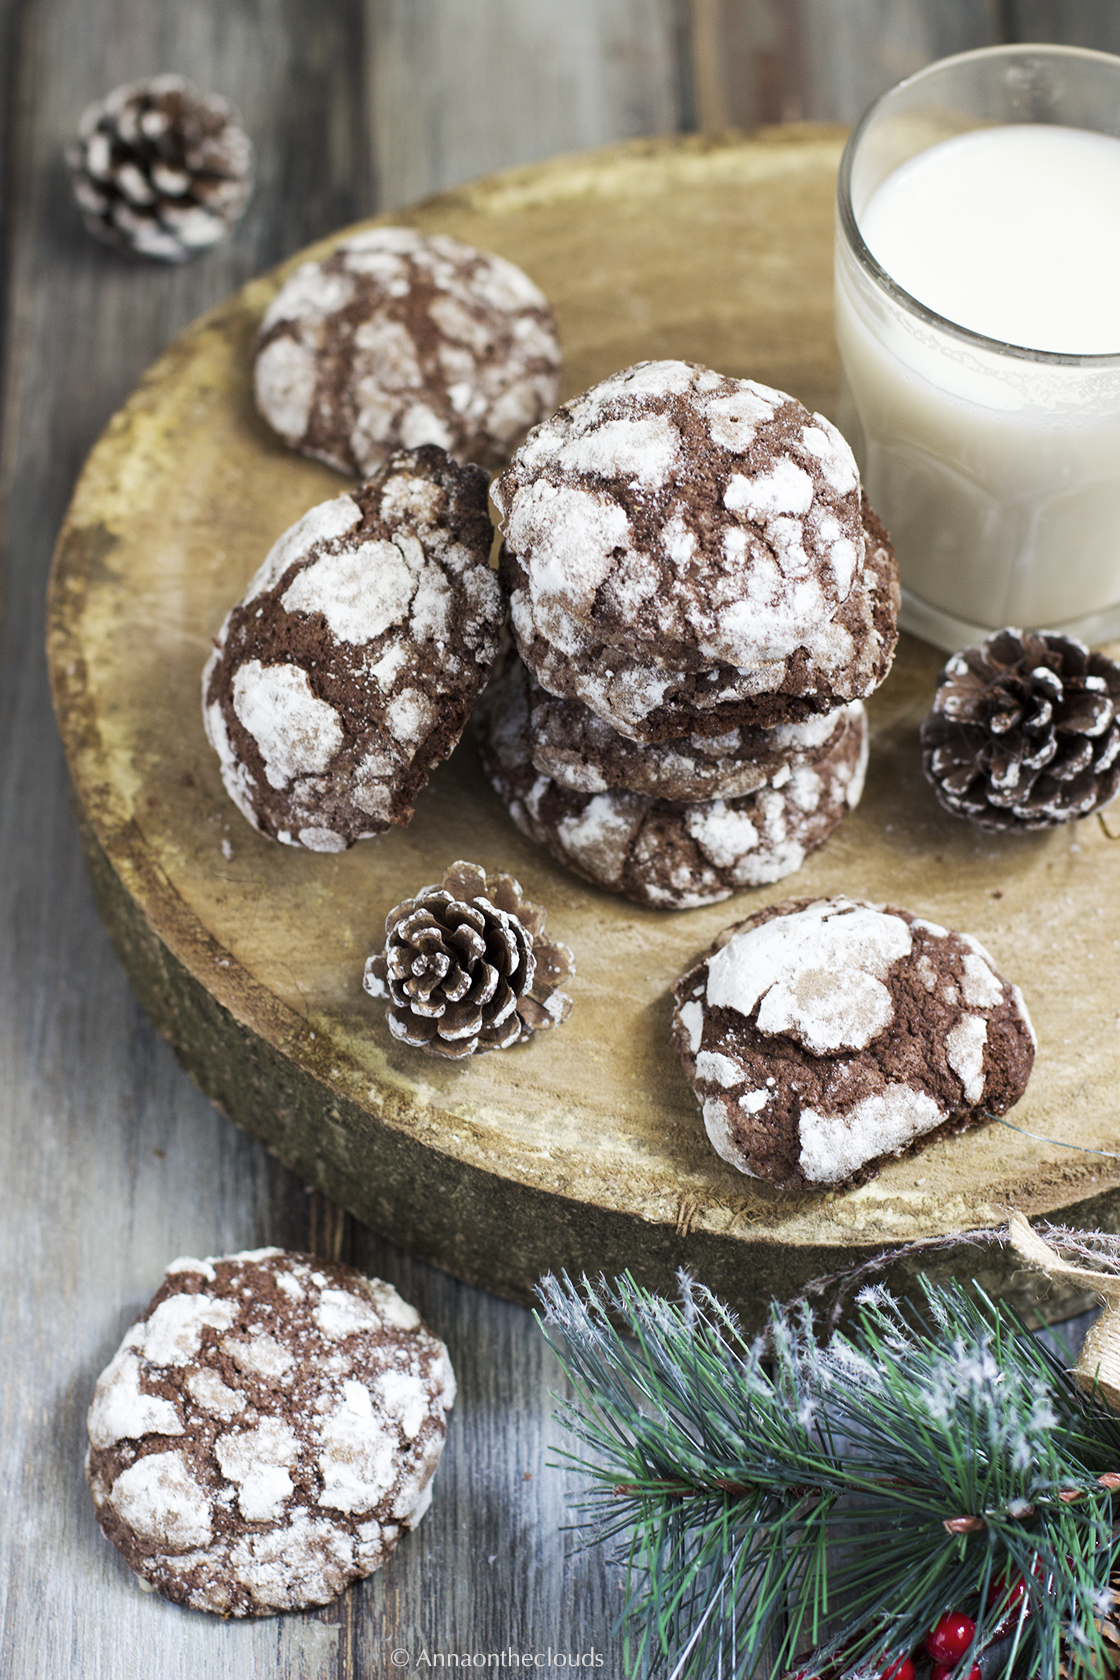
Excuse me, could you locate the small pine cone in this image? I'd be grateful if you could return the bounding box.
[921,628,1120,831]
[363,861,575,1060]
[66,75,253,262]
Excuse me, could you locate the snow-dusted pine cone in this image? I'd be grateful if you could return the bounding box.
[921,629,1120,831]
[66,75,253,261]
[363,861,574,1060]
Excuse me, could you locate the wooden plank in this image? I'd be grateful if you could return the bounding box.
[691,0,802,129]
[792,0,1004,122]
[691,0,1004,129]
[1005,1,1120,49]
[693,0,1120,132]
[366,0,686,209]
[0,0,28,460]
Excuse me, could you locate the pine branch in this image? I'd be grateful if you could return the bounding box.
[538,1271,1120,1680]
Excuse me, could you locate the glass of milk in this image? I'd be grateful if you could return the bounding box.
[835,44,1120,651]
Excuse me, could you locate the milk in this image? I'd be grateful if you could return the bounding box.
[835,122,1120,646]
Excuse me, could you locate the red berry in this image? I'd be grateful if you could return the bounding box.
[986,1572,1027,1609]
[880,1659,915,1680]
[926,1612,977,1666]
[986,1570,1030,1633]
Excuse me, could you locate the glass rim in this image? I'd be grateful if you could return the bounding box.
[836,41,1120,368]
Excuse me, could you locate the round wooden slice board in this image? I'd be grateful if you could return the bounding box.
[48,129,1120,1329]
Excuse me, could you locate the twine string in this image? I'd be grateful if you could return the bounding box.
[993,1117,1120,1161]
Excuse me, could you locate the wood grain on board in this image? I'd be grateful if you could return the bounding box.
[4,2,1120,1677]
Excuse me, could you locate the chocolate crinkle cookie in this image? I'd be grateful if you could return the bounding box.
[492,360,899,739]
[254,227,562,477]
[85,1249,455,1616]
[672,897,1035,1189]
[523,660,862,802]
[481,361,893,903]
[202,445,503,851]
[476,651,868,909]
[500,506,897,739]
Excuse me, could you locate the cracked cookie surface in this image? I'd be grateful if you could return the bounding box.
[492,360,898,739]
[203,445,503,850]
[476,652,868,909]
[671,896,1036,1188]
[86,1249,455,1616]
[254,226,561,476]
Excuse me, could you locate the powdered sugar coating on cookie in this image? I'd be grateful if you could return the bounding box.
[524,661,857,800]
[500,496,898,740]
[492,361,864,676]
[254,227,561,477]
[203,446,503,850]
[86,1250,455,1616]
[475,652,868,909]
[671,897,1036,1188]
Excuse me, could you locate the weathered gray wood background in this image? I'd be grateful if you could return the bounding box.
[0,2,1111,1675]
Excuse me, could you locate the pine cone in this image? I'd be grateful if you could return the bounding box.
[66,75,253,262]
[921,629,1120,831]
[363,861,575,1060]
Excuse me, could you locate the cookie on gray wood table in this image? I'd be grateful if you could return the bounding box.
[525,661,856,800]
[254,226,562,476]
[203,445,503,850]
[671,897,1036,1189]
[475,652,868,908]
[499,498,898,741]
[86,1249,456,1617]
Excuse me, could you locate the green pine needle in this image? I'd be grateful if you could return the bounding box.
[538,1271,1120,1680]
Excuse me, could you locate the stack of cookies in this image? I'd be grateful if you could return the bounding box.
[478,360,900,909]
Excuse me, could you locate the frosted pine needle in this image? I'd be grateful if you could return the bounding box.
[538,1270,1120,1680]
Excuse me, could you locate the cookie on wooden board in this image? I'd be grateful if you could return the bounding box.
[491,360,899,738]
[85,1249,455,1617]
[203,445,503,851]
[524,662,855,801]
[475,651,868,909]
[254,226,561,476]
[499,500,898,741]
[671,896,1036,1189]
[493,359,866,671]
